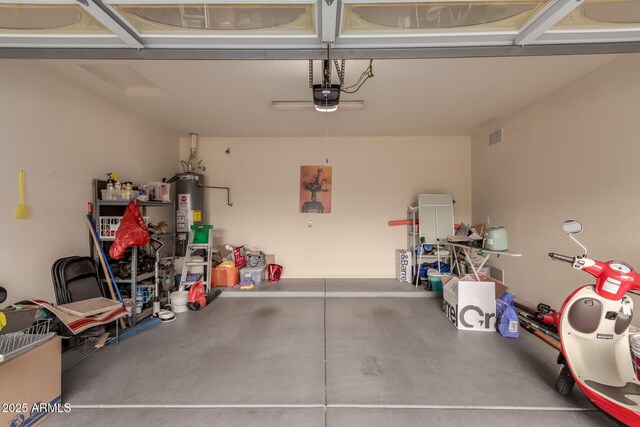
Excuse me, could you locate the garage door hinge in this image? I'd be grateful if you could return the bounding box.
[324,0,335,6]
[76,0,89,6]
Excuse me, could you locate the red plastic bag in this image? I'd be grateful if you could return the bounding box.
[267,264,283,283]
[109,200,149,260]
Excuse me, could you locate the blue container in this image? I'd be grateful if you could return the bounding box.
[428,275,443,292]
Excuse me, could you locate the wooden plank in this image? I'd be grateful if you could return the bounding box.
[94,332,110,349]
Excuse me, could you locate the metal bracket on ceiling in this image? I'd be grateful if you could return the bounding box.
[309,56,344,87]
[334,59,345,86]
[78,0,143,49]
[515,0,585,46]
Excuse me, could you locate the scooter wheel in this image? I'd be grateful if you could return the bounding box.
[555,364,575,396]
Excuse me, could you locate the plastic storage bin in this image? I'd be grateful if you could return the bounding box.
[239,266,267,286]
[213,266,240,287]
[136,284,155,304]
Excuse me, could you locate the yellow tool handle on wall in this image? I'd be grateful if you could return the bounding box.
[19,170,24,204]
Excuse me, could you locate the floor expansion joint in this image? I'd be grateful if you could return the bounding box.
[69,404,597,412]
[219,291,437,298]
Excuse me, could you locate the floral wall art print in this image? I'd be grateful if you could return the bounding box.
[299,166,332,214]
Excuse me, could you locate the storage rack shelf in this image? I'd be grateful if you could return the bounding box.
[62,335,115,372]
[93,180,176,326]
[98,200,175,207]
[115,271,156,284]
[407,194,455,287]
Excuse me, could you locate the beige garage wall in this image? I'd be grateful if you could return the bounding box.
[179,136,471,278]
[0,61,179,307]
[472,53,640,310]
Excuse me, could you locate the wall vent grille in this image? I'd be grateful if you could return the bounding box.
[489,128,503,145]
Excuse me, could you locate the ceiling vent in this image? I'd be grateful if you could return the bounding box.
[489,128,503,146]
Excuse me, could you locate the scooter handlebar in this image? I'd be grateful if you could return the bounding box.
[549,253,575,264]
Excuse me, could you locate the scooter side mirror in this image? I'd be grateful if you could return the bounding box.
[562,220,583,235]
[562,220,588,257]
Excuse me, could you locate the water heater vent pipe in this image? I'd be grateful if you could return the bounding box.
[190,133,198,158]
[181,133,206,173]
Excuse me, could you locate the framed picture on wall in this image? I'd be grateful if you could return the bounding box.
[299,166,332,214]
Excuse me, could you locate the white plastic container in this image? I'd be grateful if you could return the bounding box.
[170,291,189,313]
[101,189,140,201]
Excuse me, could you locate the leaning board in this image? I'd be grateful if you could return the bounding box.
[57,297,122,317]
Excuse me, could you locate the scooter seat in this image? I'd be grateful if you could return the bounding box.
[585,380,640,406]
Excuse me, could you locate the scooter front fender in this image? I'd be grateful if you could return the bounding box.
[559,286,640,425]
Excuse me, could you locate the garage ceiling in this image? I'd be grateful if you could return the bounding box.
[2,0,640,59]
[3,1,629,135]
[45,54,617,136]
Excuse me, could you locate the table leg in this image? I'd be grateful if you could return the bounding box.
[462,249,481,281]
[465,250,491,281]
[451,246,462,276]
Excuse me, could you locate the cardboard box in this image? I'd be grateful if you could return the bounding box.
[219,246,246,268]
[213,266,240,288]
[442,277,508,332]
[0,336,62,426]
[395,249,413,283]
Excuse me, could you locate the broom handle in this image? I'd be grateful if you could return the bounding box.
[86,215,127,330]
[20,170,24,204]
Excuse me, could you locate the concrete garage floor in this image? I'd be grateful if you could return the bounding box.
[47,279,617,426]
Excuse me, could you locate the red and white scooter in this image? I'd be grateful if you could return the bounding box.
[549,220,640,425]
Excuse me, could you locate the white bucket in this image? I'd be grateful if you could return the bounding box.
[171,291,189,314]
